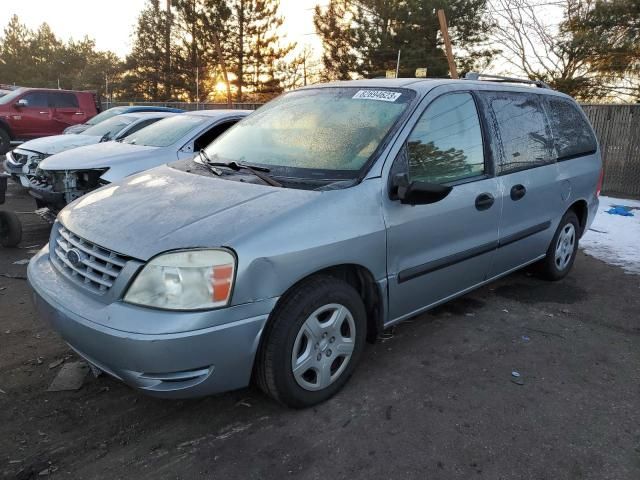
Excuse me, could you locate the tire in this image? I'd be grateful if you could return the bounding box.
[0,129,10,155]
[538,210,579,281]
[255,275,367,408]
[0,211,22,247]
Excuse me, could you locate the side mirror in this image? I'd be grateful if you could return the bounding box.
[391,173,452,205]
[15,99,28,108]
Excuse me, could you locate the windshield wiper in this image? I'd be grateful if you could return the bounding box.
[203,159,282,187]
[198,150,223,176]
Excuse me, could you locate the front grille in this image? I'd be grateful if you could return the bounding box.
[51,224,129,294]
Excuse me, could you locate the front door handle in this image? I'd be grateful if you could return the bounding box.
[510,184,526,201]
[475,192,495,211]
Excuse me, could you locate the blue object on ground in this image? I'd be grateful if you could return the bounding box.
[606,206,634,216]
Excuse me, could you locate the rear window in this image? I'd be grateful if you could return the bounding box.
[123,114,209,147]
[479,92,555,174]
[86,107,127,125]
[545,97,597,160]
[51,92,79,108]
[83,115,135,139]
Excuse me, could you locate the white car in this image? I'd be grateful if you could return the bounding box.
[28,109,250,217]
[4,112,176,187]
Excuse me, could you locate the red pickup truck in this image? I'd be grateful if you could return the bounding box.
[0,88,100,154]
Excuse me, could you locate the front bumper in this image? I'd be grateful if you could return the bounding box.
[27,181,66,210]
[28,246,277,398]
[3,155,28,186]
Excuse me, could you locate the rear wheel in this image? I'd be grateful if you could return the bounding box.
[255,275,367,408]
[538,210,579,280]
[0,211,22,247]
[0,129,10,155]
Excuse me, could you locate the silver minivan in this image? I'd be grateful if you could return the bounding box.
[28,78,602,408]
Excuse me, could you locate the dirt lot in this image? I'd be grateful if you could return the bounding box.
[1,180,639,480]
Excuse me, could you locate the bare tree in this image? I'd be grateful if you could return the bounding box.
[489,0,635,100]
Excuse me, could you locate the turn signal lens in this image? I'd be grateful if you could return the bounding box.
[211,264,234,302]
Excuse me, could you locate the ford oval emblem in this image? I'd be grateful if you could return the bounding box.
[66,248,84,268]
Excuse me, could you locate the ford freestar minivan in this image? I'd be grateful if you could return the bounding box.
[28,77,602,408]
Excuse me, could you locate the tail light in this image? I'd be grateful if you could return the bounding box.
[596,168,604,197]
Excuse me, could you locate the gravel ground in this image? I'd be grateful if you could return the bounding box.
[1,180,639,480]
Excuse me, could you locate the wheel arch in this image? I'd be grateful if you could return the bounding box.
[568,199,588,237]
[266,263,384,344]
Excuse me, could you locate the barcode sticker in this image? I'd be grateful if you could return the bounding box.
[352,90,402,102]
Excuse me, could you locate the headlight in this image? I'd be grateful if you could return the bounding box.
[124,249,236,310]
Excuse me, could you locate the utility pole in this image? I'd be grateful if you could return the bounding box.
[165,0,172,99]
[395,49,401,78]
[437,9,458,79]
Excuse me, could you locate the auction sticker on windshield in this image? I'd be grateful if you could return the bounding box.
[352,90,402,102]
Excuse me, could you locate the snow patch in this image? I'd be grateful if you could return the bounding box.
[580,195,640,274]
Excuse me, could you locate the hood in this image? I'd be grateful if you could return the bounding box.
[17,134,102,156]
[39,141,158,171]
[58,165,319,260]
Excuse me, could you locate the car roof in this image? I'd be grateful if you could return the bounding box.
[298,78,574,101]
[184,109,252,118]
[116,105,184,113]
[123,111,178,120]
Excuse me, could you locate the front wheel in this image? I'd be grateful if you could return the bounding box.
[255,275,367,408]
[538,210,579,280]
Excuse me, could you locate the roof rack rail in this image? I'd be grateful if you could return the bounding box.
[464,72,550,89]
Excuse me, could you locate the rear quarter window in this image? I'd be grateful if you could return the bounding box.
[478,91,555,175]
[544,97,597,160]
[51,92,80,108]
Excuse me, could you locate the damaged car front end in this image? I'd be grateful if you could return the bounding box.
[4,149,51,187]
[28,168,108,220]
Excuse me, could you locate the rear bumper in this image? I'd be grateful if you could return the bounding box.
[28,246,277,398]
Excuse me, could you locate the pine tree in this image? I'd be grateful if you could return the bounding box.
[229,0,295,101]
[172,0,231,101]
[0,15,33,86]
[314,0,494,80]
[122,0,173,100]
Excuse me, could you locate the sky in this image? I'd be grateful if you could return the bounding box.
[0,0,322,59]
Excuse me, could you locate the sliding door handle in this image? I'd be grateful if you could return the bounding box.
[510,184,526,201]
[475,193,495,211]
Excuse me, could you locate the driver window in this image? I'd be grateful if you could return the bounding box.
[407,92,485,184]
[193,120,238,151]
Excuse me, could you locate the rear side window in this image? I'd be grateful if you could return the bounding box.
[406,92,485,184]
[51,92,79,108]
[545,97,597,160]
[22,92,50,108]
[480,92,555,174]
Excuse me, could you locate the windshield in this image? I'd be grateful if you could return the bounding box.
[203,87,413,177]
[86,106,127,125]
[0,87,25,105]
[122,114,208,147]
[83,115,134,139]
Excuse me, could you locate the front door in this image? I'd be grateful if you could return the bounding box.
[11,91,53,139]
[475,91,562,278]
[383,91,501,322]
